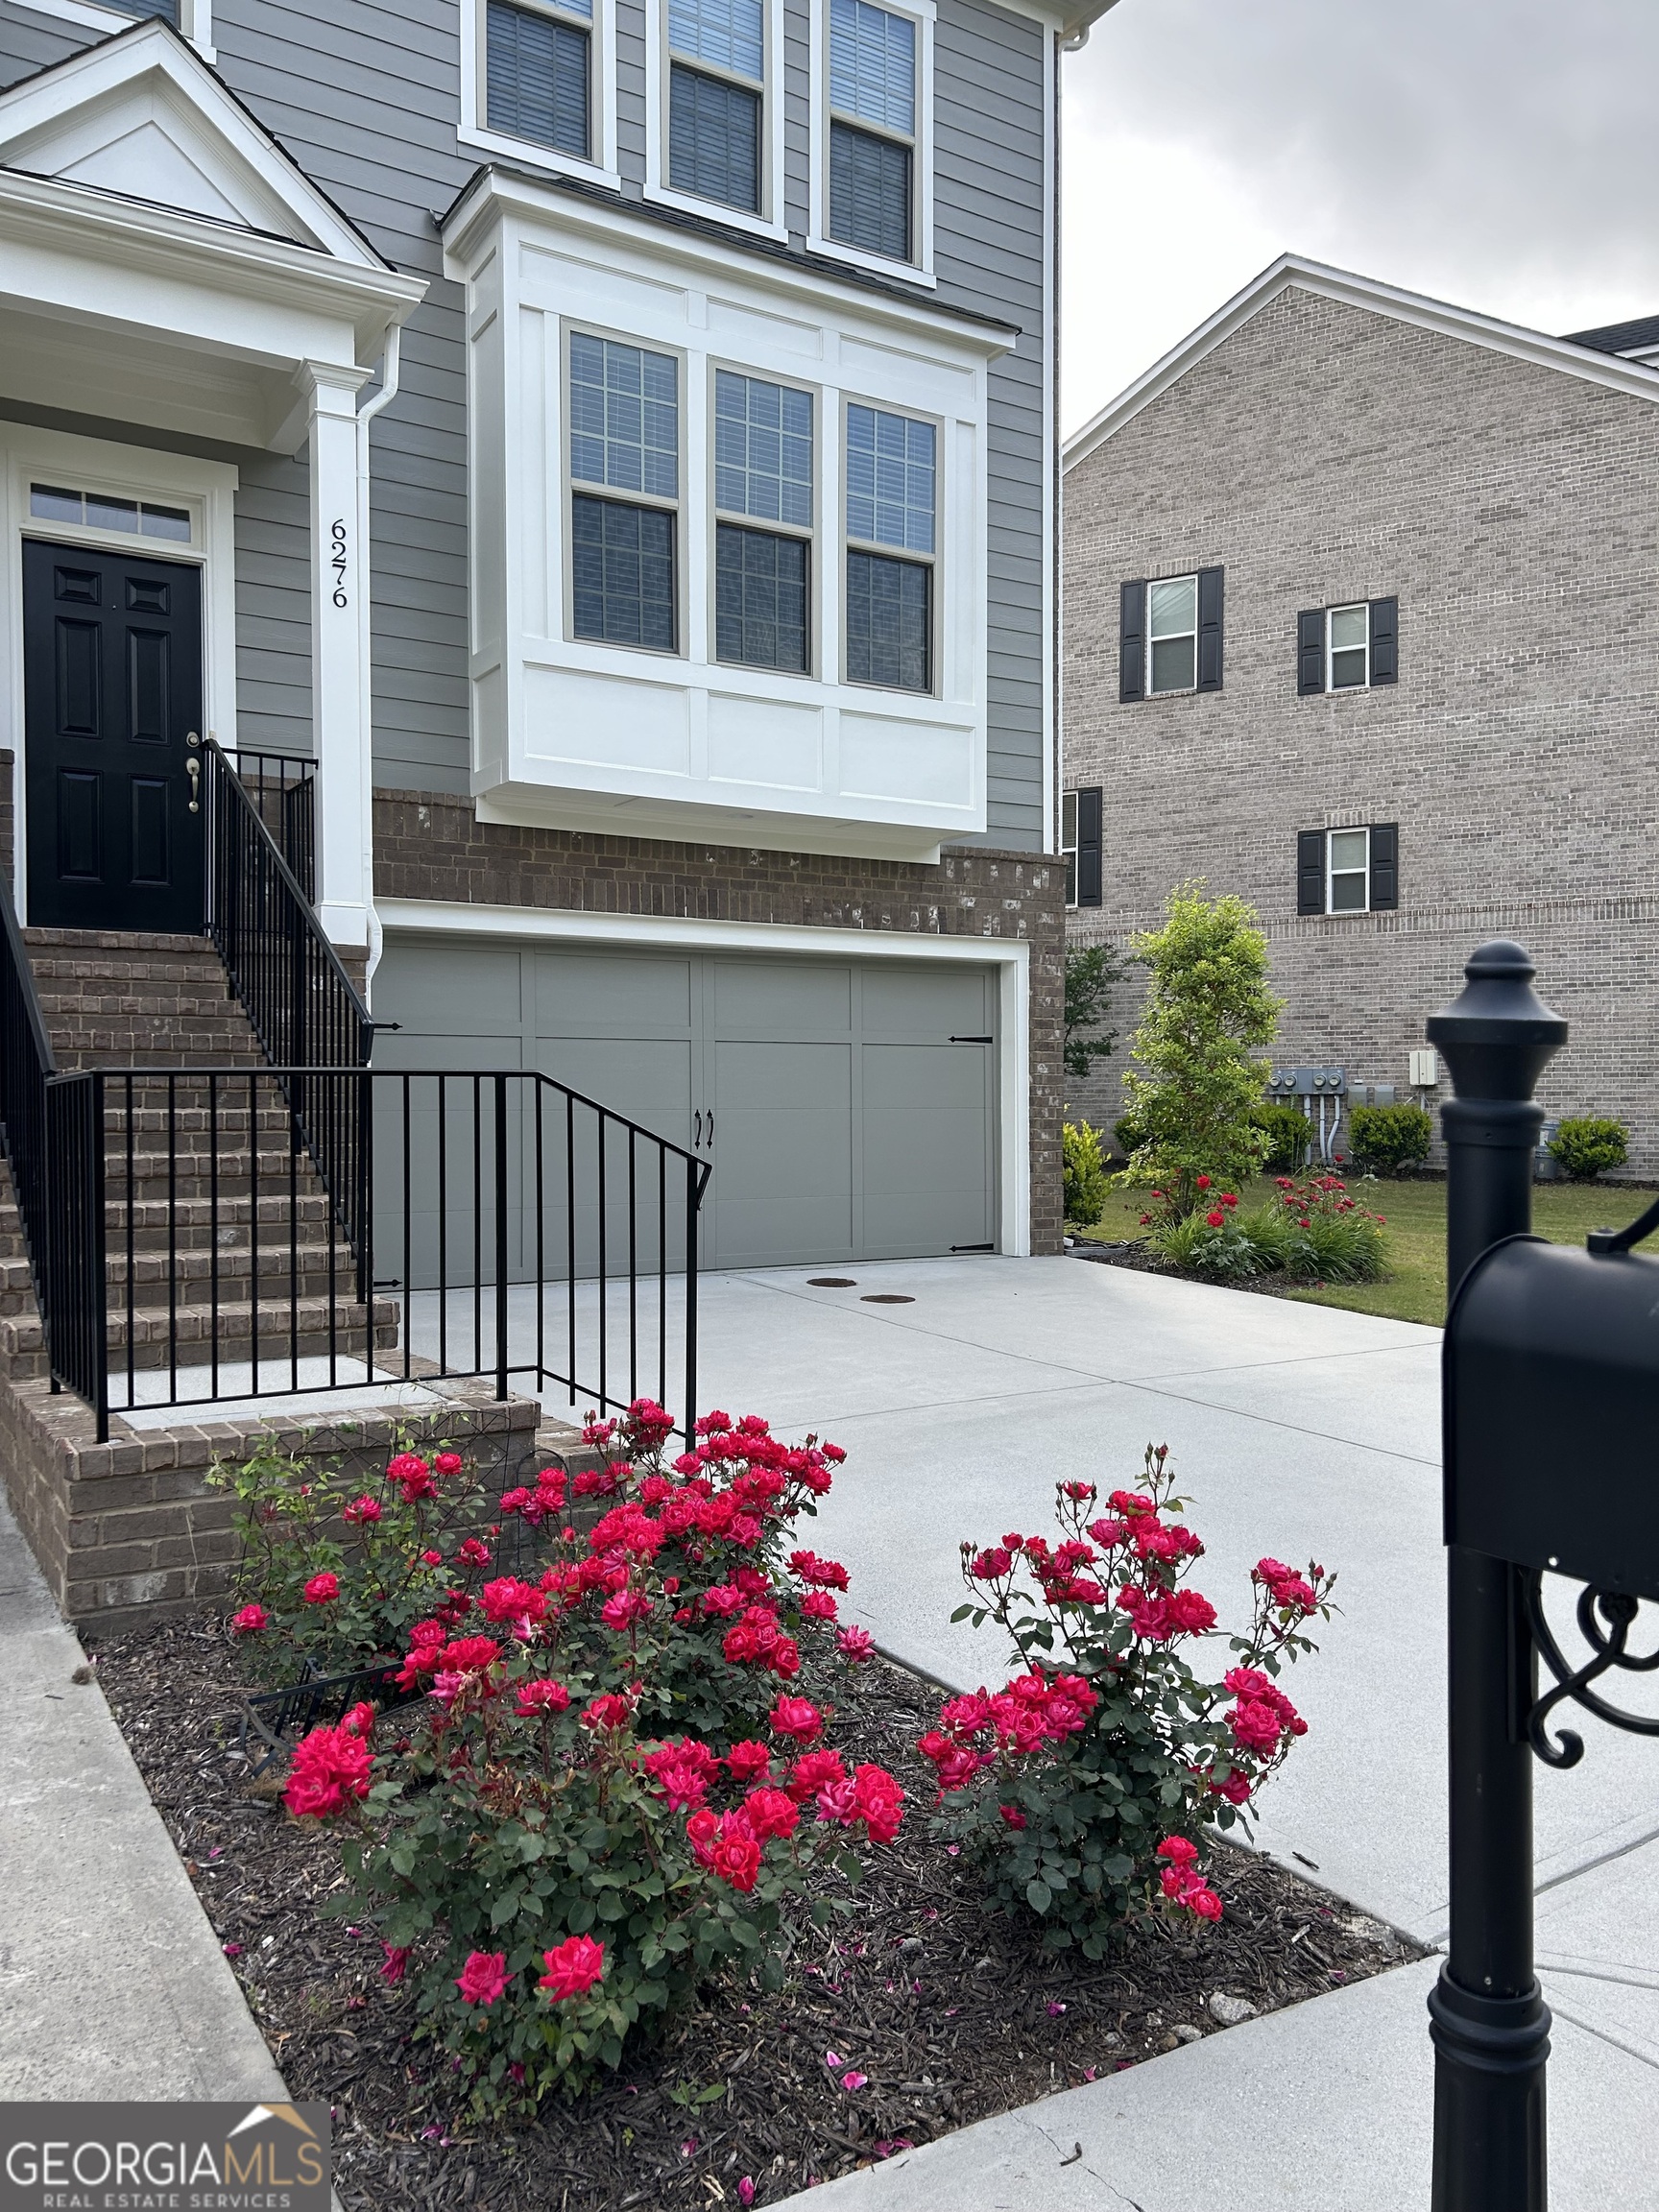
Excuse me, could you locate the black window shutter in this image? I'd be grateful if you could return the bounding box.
[1119,580,1145,703]
[1369,822,1398,909]
[1196,565,1224,691]
[1370,596,1399,684]
[1297,830,1326,915]
[1297,609,1325,695]
[1075,786,1103,906]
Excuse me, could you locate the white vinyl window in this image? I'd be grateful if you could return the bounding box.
[1147,574,1198,695]
[1328,603,1369,690]
[1327,826,1370,914]
[713,369,814,673]
[810,0,934,278]
[566,332,681,654]
[1061,789,1078,909]
[844,400,936,692]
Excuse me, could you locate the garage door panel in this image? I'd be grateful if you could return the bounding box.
[709,1041,852,1266]
[535,950,695,1036]
[531,1037,694,1147]
[711,959,852,1040]
[862,1042,993,1256]
[373,942,524,1035]
[860,965,991,1038]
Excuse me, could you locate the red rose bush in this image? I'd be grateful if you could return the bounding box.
[264,1401,902,2108]
[924,1444,1334,1957]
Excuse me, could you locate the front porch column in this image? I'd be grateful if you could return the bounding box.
[298,359,373,950]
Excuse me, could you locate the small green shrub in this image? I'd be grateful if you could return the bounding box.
[1113,1110,1147,1163]
[1347,1103,1432,1177]
[1550,1117,1629,1181]
[1251,1103,1311,1175]
[1064,1121,1109,1225]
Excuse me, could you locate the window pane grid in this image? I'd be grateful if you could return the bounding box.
[572,495,676,650]
[846,548,929,691]
[714,372,813,527]
[569,334,680,499]
[487,0,590,156]
[668,0,761,77]
[829,0,914,133]
[845,403,933,554]
[715,523,808,671]
[1327,828,1369,913]
[1328,603,1369,690]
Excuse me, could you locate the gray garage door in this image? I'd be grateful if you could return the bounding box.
[372,938,998,1270]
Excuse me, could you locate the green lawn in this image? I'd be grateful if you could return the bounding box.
[1073,1176,1657,1329]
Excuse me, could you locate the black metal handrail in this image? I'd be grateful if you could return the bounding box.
[87,1061,709,1445]
[223,749,316,899]
[202,739,373,1288]
[0,878,106,1429]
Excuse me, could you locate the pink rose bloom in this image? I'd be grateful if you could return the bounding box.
[455,1950,510,2006]
[231,1603,267,1635]
[539,1935,606,2001]
[301,1572,338,1606]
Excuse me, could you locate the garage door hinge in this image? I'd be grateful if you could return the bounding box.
[950,1033,993,1044]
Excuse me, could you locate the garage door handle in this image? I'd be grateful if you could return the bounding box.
[693,1109,703,1146]
[706,1110,714,1146]
[950,1034,993,1044]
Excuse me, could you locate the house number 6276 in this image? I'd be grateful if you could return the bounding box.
[329,517,349,609]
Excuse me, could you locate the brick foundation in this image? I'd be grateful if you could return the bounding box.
[372,789,1068,1254]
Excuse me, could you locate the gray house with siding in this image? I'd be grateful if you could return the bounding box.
[0,0,1102,1622]
[0,0,1099,1262]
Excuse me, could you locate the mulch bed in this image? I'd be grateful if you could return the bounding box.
[1068,1238,1333,1301]
[89,1617,1426,2210]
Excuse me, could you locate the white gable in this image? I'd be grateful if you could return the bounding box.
[0,19,383,265]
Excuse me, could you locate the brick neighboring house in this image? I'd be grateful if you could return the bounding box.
[1059,253,1659,1173]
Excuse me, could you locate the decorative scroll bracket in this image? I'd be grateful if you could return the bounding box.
[1519,1568,1659,1768]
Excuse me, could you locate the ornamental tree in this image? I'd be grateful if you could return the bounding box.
[1119,882,1282,1214]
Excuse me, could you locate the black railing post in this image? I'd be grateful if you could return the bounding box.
[88,1070,108,1443]
[494,1071,509,1402]
[1426,941,1569,2212]
[684,1159,701,1442]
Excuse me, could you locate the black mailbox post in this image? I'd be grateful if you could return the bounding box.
[1430,942,1659,2211]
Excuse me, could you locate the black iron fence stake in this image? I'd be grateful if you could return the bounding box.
[1426,941,1568,2212]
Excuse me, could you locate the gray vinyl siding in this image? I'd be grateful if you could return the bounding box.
[0,0,1049,837]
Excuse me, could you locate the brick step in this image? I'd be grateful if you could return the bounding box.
[108,1190,337,1249]
[110,1141,338,1188]
[0,1292,401,1376]
[98,1104,326,1143]
[107,1237,358,1301]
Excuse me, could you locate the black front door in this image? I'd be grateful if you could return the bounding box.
[23,538,204,931]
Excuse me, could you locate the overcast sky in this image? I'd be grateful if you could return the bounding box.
[1060,0,1659,435]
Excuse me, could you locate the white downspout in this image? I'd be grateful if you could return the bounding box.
[354,323,402,1008]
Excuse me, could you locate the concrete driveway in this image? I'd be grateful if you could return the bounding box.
[682,1254,1659,2208]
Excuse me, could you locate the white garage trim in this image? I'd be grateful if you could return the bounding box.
[375,897,1031,1256]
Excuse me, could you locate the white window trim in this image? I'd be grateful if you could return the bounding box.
[0,424,239,924]
[1325,825,1371,916]
[1146,571,1198,697]
[21,0,215,62]
[644,0,788,242]
[563,320,687,659]
[840,390,942,696]
[1060,787,1078,909]
[806,0,937,286]
[1326,601,1371,692]
[707,361,820,677]
[460,0,621,190]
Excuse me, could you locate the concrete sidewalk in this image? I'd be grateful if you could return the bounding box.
[0,1494,289,2103]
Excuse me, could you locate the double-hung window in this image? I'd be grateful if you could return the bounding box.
[1295,825,1399,915]
[1060,788,1102,907]
[486,0,592,157]
[828,0,916,263]
[1119,568,1224,700]
[568,333,680,653]
[844,401,934,691]
[713,371,813,672]
[1297,598,1399,693]
[1147,575,1197,694]
[668,0,764,213]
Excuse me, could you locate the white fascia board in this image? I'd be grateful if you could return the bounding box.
[0,169,426,371]
[442,171,1017,359]
[1063,252,1659,473]
[473,787,958,865]
[0,18,382,269]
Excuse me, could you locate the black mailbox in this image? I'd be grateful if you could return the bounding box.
[1446,1233,1659,1604]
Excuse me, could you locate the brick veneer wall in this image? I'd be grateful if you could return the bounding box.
[373,790,1067,1253]
[1062,286,1659,1168]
